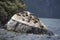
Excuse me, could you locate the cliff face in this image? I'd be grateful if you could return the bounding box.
[0,0,26,25]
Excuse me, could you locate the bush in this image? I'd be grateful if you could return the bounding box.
[0,0,26,25]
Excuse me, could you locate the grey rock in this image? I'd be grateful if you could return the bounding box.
[6,11,54,35]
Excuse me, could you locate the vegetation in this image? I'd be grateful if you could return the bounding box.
[0,0,26,25]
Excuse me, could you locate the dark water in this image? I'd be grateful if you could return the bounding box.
[22,0,60,19]
[40,18,60,35]
[0,18,60,40]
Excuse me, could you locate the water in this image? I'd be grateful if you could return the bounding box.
[40,18,60,35]
[22,0,60,19]
[0,18,60,40]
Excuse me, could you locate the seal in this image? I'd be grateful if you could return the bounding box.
[11,11,47,29]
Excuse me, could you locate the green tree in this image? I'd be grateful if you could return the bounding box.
[0,0,26,25]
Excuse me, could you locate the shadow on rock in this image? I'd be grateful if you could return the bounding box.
[26,27,54,36]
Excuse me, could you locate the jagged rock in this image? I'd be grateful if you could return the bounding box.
[0,0,26,25]
[5,11,54,36]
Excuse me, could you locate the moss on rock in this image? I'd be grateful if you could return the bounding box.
[0,0,26,25]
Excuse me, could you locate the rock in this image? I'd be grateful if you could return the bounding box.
[0,0,26,25]
[5,11,54,36]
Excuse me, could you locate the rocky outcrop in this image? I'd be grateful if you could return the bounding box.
[0,0,26,25]
[5,11,54,36]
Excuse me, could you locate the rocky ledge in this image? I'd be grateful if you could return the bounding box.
[4,11,54,36]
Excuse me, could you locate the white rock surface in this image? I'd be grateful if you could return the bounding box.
[5,11,54,35]
[6,11,47,30]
